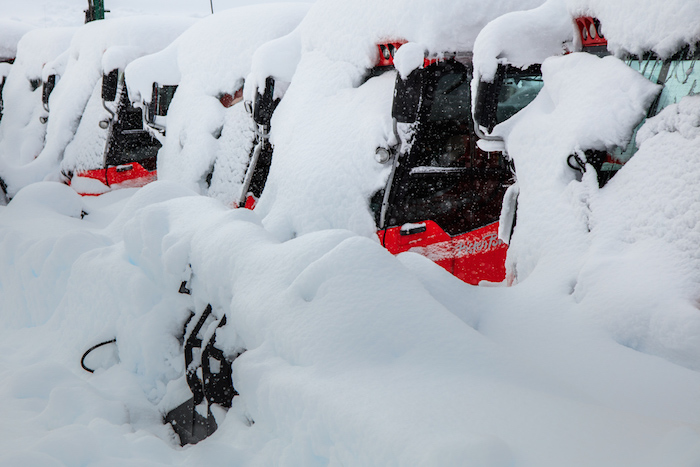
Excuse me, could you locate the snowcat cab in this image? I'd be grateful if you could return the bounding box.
[238,76,279,209]
[144,82,177,135]
[570,17,700,186]
[374,48,512,284]
[237,43,402,211]
[69,68,161,195]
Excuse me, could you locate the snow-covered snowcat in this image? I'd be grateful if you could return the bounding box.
[572,16,700,174]
[237,76,278,209]
[474,15,700,188]
[374,44,513,284]
[471,12,700,254]
[68,68,161,195]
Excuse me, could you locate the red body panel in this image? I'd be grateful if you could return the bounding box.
[451,222,507,284]
[576,17,607,48]
[71,162,157,196]
[244,195,257,210]
[376,41,406,67]
[379,220,506,285]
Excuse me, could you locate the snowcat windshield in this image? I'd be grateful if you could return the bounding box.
[473,64,542,134]
[613,46,699,163]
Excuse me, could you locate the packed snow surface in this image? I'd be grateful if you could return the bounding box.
[1,176,699,465]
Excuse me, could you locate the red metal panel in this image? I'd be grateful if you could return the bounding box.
[378,220,507,285]
[105,163,157,188]
[380,220,454,275]
[452,222,506,285]
[376,41,406,67]
[576,17,607,48]
[72,162,156,196]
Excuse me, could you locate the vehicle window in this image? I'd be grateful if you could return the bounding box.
[428,71,471,123]
[495,70,543,125]
[656,57,699,111]
[613,53,698,163]
[157,85,177,116]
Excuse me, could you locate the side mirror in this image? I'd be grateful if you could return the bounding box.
[102,68,119,102]
[473,67,505,135]
[42,74,56,112]
[253,76,277,127]
[391,68,424,124]
[156,84,177,116]
[146,81,158,124]
[474,64,542,136]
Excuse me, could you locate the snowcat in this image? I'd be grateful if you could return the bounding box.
[374,44,514,285]
[474,16,700,189]
[67,68,162,195]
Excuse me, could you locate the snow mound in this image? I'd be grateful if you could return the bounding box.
[0,27,76,169]
[0,19,32,61]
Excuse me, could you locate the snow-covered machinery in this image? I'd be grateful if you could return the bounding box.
[0,58,13,123]
[472,13,700,188]
[374,44,513,285]
[572,16,700,172]
[164,302,246,445]
[68,68,161,194]
[237,76,280,209]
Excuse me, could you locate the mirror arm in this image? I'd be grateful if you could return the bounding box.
[473,120,503,142]
[238,126,267,208]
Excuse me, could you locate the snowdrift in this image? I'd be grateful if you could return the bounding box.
[0,27,76,175]
[0,0,698,465]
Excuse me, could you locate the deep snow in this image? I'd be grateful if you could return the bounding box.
[0,0,699,466]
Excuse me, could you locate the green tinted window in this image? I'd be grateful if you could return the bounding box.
[495,71,543,125]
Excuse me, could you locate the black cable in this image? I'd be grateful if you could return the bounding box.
[81,338,116,373]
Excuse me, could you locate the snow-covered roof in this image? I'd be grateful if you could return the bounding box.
[0,19,32,61]
[296,0,546,72]
[0,27,76,167]
[474,0,700,84]
[472,0,574,83]
[126,3,311,104]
